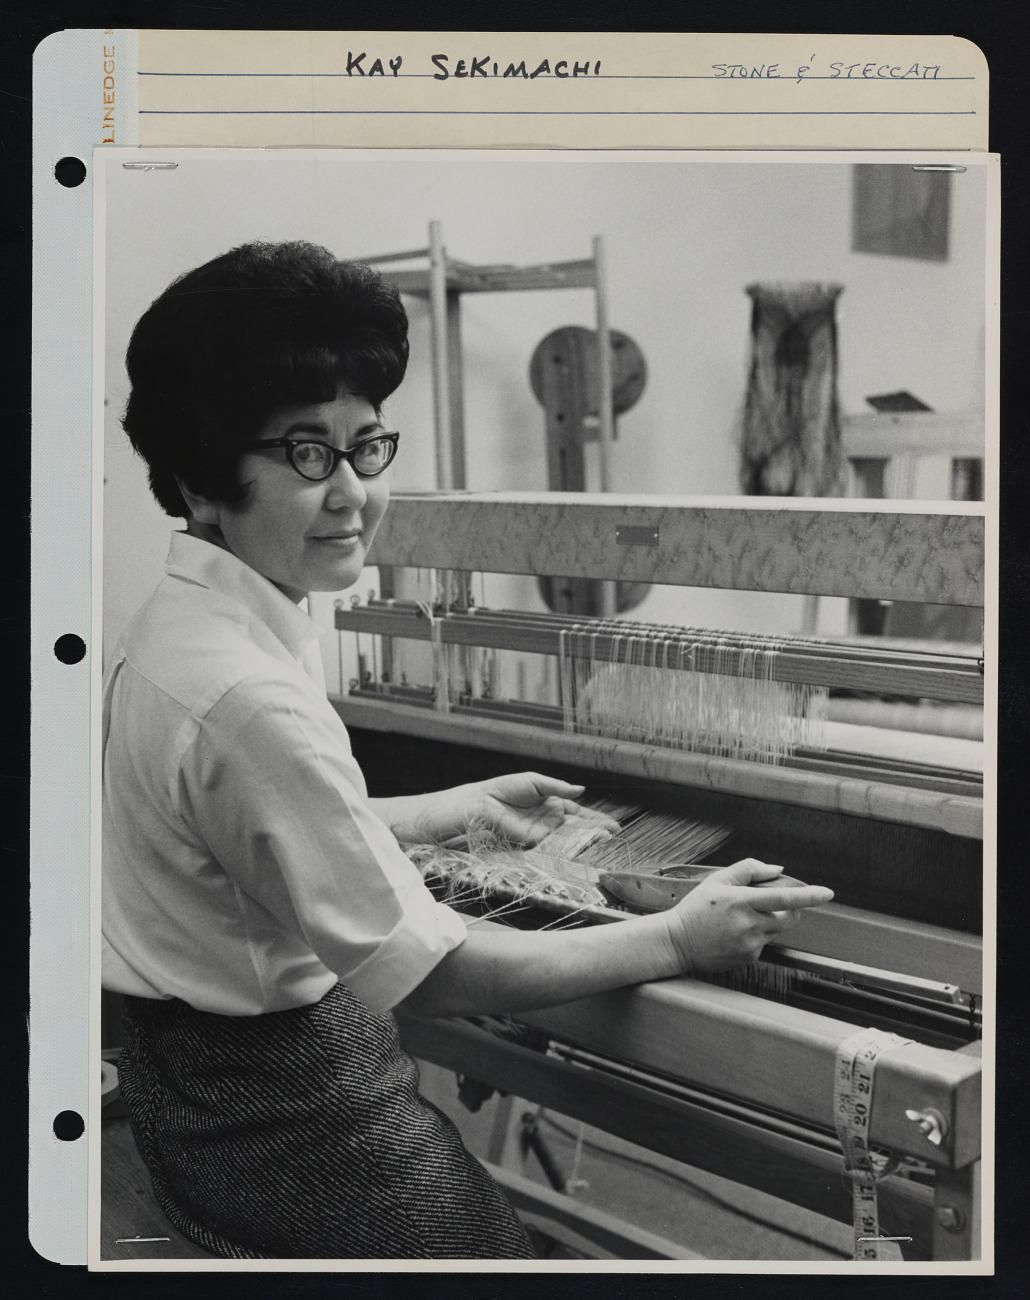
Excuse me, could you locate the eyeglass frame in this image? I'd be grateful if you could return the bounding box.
[240,431,400,482]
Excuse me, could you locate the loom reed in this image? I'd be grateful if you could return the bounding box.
[335,568,984,789]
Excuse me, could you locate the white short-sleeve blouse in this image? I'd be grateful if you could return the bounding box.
[101,532,467,1016]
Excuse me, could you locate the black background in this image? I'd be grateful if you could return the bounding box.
[2,2,1026,1296]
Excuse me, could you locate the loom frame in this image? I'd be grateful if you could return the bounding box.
[365,491,984,605]
[333,489,986,1262]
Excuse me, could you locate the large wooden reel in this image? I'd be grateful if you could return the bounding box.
[530,326,648,616]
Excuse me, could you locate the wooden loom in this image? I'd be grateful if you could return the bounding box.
[332,490,986,1262]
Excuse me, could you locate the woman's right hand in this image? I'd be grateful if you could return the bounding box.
[662,859,834,974]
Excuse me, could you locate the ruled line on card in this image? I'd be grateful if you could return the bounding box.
[133,29,989,149]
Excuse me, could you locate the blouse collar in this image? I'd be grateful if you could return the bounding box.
[164,531,320,665]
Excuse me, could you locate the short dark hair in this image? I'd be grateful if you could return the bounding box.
[122,241,410,517]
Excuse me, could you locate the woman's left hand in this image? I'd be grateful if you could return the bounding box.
[465,773,620,846]
[372,773,620,847]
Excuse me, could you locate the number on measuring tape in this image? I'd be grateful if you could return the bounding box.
[832,1028,912,1261]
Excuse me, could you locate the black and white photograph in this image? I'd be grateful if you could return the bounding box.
[94,148,992,1267]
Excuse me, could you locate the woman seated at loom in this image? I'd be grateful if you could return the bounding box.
[102,240,833,1260]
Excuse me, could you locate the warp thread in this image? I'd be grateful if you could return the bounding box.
[559,623,828,764]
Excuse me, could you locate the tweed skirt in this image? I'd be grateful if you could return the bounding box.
[117,982,536,1259]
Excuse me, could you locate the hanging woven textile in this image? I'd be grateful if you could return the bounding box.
[740,282,846,497]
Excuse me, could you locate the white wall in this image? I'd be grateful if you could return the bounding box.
[102,153,987,669]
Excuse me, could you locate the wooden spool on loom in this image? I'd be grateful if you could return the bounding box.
[529,325,648,617]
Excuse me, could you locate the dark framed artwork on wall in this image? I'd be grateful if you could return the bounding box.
[852,163,951,261]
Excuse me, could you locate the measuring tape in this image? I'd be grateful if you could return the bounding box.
[833,1027,913,1260]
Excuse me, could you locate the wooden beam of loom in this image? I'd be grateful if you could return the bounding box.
[334,696,982,839]
[395,1012,937,1259]
[366,492,984,606]
[577,897,981,995]
[497,947,982,1170]
[788,904,981,997]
